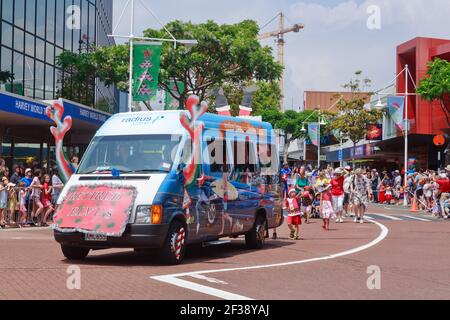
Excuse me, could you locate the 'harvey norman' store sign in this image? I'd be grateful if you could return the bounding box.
[0,91,109,125]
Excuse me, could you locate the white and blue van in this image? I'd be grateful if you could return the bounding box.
[54,110,283,264]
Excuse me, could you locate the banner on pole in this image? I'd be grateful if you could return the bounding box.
[133,43,162,102]
[165,81,185,110]
[308,123,319,147]
[387,96,405,131]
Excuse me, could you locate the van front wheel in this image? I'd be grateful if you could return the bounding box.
[61,245,90,260]
[245,215,267,249]
[160,221,187,265]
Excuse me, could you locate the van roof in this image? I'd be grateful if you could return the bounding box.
[95,110,273,137]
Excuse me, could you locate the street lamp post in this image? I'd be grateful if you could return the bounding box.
[403,64,409,207]
[373,64,415,207]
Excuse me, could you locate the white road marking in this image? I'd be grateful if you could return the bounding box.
[151,219,389,300]
[371,213,403,221]
[189,274,229,285]
[400,215,431,222]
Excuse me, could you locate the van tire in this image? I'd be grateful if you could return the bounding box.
[61,245,90,260]
[160,221,187,265]
[245,214,267,249]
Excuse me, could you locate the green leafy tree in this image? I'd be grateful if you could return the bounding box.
[87,20,282,110]
[0,70,14,84]
[417,58,450,126]
[261,107,323,163]
[143,20,282,109]
[329,71,383,163]
[252,81,282,115]
[56,48,96,107]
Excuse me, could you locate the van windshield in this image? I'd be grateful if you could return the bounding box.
[77,135,181,174]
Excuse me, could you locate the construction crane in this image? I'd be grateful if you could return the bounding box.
[258,13,304,111]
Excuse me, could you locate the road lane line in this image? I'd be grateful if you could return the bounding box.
[151,219,389,300]
[400,215,432,222]
[371,213,403,221]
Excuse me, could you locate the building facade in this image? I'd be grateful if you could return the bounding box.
[0,0,117,112]
[325,37,450,170]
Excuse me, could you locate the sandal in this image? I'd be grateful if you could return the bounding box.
[289,231,295,240]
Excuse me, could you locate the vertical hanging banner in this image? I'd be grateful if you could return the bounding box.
[308,123,319,147]
[165,81,185,110]
[387,96,405,131]
[133,42,162,102]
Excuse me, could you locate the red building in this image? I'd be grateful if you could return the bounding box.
[397,37,450,136]
[377,37,450,169]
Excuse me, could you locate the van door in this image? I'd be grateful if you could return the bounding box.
[200,133,230,239]
[229,136,261,233]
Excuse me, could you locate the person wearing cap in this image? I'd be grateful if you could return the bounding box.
[331,168,345,223]
[284,188,302,240]
[350,168,373,224]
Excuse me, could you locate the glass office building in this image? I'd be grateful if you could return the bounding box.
[0,0,118,112]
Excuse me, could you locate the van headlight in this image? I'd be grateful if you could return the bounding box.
[135,206,152,224]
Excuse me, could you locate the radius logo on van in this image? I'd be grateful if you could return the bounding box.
[121,115,165,126]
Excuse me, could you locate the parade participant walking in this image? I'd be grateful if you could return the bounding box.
[284,188,302,240]
[300,186,313,224]
[350,168,373,224]
[319,183,334,231]
[331,168,345,223]
[343,166,353,217]
[295,167,310,193]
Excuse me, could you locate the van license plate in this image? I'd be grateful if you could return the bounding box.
[85,234,107,242]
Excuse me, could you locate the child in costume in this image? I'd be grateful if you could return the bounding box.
[284,188,302,240]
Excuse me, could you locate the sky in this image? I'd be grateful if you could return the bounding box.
[112,0,450,110]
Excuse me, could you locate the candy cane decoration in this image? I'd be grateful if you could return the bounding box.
[175,227,186,260]
[46,99,74,183]
[180,95,208,190]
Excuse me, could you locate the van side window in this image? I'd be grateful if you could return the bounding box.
[205,136,230,175]
[233,138,258,174]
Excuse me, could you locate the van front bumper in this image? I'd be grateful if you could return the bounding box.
[54,224,170,249]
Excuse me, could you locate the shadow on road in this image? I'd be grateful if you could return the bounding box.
[61,238,297,267]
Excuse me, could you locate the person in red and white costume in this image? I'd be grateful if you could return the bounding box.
[284,188,302,240]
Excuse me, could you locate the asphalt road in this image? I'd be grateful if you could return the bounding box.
[0,204,449,300]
